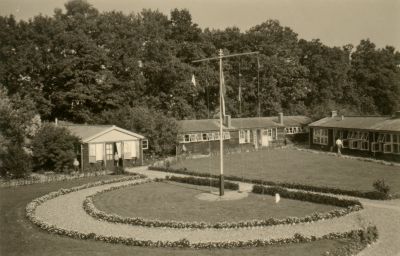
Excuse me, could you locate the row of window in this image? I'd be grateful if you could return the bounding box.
[88,141,146,163]
[239,129,251,144]
[313,128,328,145]
[284,126,304,134]
[372,134,400,154]
[178,132,231,143]
[315,128,400,154]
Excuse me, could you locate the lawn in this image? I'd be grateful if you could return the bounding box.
[172,148,400,194]
[93,181,339,223]
[0,174,361,256]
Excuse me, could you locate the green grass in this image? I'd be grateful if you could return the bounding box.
[172,148,400,194]
[93,181,339,223]
[0,175,362,256]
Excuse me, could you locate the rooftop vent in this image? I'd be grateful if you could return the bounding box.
[331,111,337,118]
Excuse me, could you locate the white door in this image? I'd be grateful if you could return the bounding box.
[261,130,269,147]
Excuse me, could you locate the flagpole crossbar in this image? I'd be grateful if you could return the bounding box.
[192,51,259,63]
[191,49,260,197]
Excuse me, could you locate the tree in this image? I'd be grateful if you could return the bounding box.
[31,123,80,172]
[351,40,400,115]
[0,88,40,177]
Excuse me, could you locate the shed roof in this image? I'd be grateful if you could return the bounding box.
[308,116,400,132]
[178,116,311,133]
[62,124,145,143]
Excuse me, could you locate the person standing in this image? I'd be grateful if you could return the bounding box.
[336,138,343,155]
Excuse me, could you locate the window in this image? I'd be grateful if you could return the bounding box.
[239,130,251,144]
[285,126,302,134]
[207,133,214,141]
[239,130,246,144]
[89,144,96,163]
[106,144,113,160]
[184,134,190,143]
[393,134,400,154]
[202,133,208,141]
[189,134,197,142]
[313,128,328,145]
[196,133,202,141]
[214,132,220,140]
[178,135,184,143]
[142,140,148,150]
[347,130,369,151]
[223,132,230,140]
[124,141,137,158]
[383,134,393,153]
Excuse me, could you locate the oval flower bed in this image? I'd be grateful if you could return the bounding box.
[25,174,377,249]
[83,178,363,229]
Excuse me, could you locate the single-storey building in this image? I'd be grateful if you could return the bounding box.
[308,111,400,162]
[176,113,311,155]
[61,123,148,171]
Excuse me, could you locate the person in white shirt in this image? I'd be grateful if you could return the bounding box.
[336,138,343,155]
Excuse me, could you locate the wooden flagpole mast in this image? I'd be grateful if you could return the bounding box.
[192,49,259,196]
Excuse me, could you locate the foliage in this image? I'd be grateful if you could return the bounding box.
[372,179,391,196]
[1,0,398,129]
[83,179,361,229]
[0,144,32,178]
[31,123,81,173]
[252,185,362,208]
[149,166,390,200]
[0,88,40,178]
[26,176,377,248]
[165,175,239,190]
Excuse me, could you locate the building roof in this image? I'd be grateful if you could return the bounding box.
[309,116,400,132]
[178,119,228,133]
[178,115,311,133]
[61,124,145,142]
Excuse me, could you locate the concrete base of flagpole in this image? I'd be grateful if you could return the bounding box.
[219,174,224,196]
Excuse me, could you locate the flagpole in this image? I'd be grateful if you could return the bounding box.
[192,50,259,197]
[218,49,224,196]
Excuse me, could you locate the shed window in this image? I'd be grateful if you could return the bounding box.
[142,140,148,150]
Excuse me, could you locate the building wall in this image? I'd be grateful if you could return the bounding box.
[177,128,293,155]
[81,140,144,171]
[309,127,400,162]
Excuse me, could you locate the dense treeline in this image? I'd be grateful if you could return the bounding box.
[1,0,400,161]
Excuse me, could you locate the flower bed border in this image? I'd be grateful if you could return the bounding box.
[83,178,363,229]
[149,166,389,200]
[25,175,377,249]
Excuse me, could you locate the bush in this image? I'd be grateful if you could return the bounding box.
[149,166,391,200]
[252,185,362,208]
[31,123,81,173]
[0,144,32,178]
[373,179,390,196]
[166,175,239,190]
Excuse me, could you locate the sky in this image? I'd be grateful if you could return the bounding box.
[1,0,399,50]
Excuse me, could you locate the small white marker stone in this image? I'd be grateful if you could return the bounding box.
[275,193,280,203]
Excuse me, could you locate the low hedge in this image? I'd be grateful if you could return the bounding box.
[83,179,362,229]
[165,175,239,190]
[252,185,363,208]
[149,166,388,200]
[26,174,377,249]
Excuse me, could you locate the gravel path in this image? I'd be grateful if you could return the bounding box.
[33,170,364,244]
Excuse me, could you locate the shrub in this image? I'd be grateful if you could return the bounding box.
[0,144,32,178]
[372,179,390,196]
[252,185,362,208]
[31,123,81,173]
[149,166,391,200]
[166,175,239,190]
